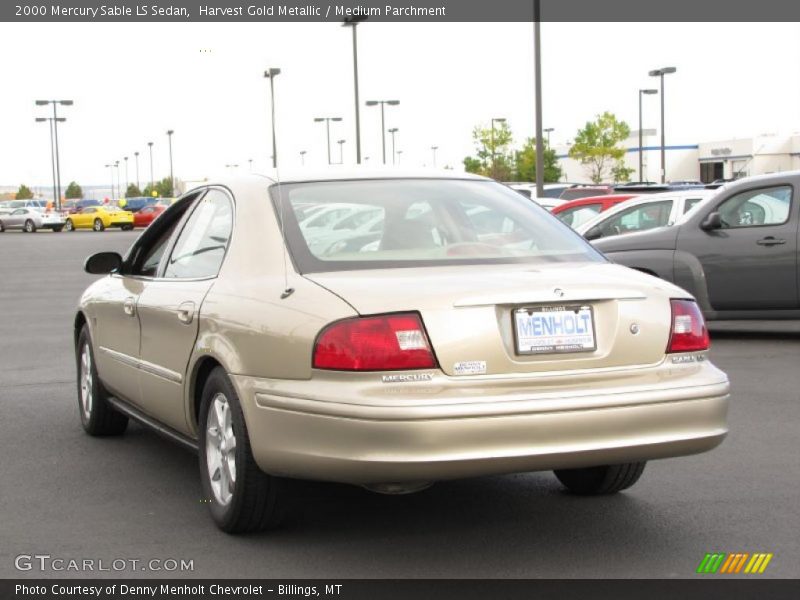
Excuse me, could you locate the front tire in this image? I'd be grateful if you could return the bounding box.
[554,462,646,495]
[24,219,36,233]
[64,219,74,231]
[93,218,105,232]
[76,326,128,436]
[199,367,286,533]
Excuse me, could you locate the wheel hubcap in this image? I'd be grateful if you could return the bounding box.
[206,393,237,506]
[79,344,93,419]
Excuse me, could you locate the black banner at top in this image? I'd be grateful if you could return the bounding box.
[5,0,800,22]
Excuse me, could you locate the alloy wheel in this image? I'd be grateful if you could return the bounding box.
[206,393,237,506]
[79,343,93,419]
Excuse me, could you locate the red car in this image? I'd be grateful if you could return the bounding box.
[551,194,637,229]
[133,204,166,228]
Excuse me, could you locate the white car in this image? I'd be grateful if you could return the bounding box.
[0,207,65,232]
[577,190,713,241]
[0,199,48,216]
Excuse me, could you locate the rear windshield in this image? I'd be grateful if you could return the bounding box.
[271,178,603,274]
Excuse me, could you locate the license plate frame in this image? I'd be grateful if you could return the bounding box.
[513,304,597,355]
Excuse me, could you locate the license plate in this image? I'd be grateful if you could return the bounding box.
[513,305,596,355]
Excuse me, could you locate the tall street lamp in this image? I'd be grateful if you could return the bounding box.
[264,68,281,168]
[490,117,506,176]
[248,158,253,171]
[34,117,63,207]
[114,161,121,199]
[365,100,400,164]
[396,150,403,165]
[343,16,367,164]
[638,88,658,182]
[431,145,439,168]
[147,142,154,189]
[544,127,554,146]
[105,164,115,199]
[35,99,72,210]
[299,150,307,166]
[387,128,399,165]
[337,139,346,164]
[314,117,342,165]
[533,0,545,196]
[134,151,140,190]
[123,156,129,196]
[166,130,174,193]
[648,66,677,183]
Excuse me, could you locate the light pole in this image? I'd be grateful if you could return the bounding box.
[638,88,658,182]
[396,150,403,165]
[124,156,129,196]
[147,141,154,190]
[365,100,399,164]
[343,16,367,164]
[314,117,342,165]
[533,0,544,196]
[248,158,253,171]
[544,127,554,146]
[264,68,281,168]
[105,164,115,199]
[337,139,346,164]
[387,128,399,165]
[34,117,63,207]
[114,161,120,200]
[166,130,174,193]
[299,150,307,166]
[431,145,439,168]
[35,100,72,210]
[648,66,677,183]
[134,151,140,190]
[490,117,506,177]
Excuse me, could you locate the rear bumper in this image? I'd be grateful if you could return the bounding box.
[232,360,729,485]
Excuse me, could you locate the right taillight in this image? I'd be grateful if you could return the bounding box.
[667,299,709,353]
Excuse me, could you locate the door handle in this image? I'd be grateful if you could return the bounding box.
[756,237,786,246]
[123,297,136,317]
[177,301,196,325]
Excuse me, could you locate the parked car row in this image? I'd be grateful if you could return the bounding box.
[0,201,167,232]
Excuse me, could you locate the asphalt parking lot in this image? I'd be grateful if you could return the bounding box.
[0,229,798,579]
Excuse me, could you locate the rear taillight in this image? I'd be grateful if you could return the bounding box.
[667,299,709,353]
[313,313,437,371]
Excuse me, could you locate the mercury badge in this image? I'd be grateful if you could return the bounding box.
[553,288,565,298]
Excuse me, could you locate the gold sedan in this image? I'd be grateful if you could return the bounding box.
[75,171,730,533]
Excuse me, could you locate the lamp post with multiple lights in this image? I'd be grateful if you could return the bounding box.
[105,164,115,199]
[431,145,439,168]
[343,16,367,163]
[337,139,346,164]
[147,142,154,190]
[34,117,63,208]
[299,150,307,166]
[638,88,658,182]
[387,128,399,165]
[166,130,174,193]
[134,151,140,190]
[123,156,129,195]
[35,100,72,210]
[648,66,677,183]
[264,68,281,168]
[314,117,342,165]
[365,100,399,164]
[544,127,554,146]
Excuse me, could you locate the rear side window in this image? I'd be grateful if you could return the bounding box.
[717,186,791,228]
[683,197,704,214]
[163,190,233,279]
[596,200,673,238]
[557,204,602,228]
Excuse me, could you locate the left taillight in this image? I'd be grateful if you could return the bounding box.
[313,313,437,371]
[666,299,710,353]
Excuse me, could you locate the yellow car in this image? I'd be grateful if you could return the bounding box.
[64,206,135,232]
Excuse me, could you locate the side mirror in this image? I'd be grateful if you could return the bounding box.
[584,226,602,241]
[84,252,122,275]
[700,211,723,231]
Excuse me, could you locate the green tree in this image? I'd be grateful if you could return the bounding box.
[16,184,33,200]
[125,183,143,198]
[514,138,563,183]
[462,121,515,181]
[611,162,635,183]
[143,177,173,198]
[568,112,631,183]
[64,181,83,199]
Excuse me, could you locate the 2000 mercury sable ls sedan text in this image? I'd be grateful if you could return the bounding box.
[74,170,730,533]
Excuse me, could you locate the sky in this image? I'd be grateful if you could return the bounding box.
[1,21,799,191]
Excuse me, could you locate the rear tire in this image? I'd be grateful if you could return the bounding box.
[64,219,74,231]
[76,326,128,436]
[93,218,105,232]
[199,367,287,533]
[24,219,36,233]
[554,462,646,495]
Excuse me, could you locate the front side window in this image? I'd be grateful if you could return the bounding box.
[163,190,233,279]
[557,204,602,228]
[717,186,791,228]
[273,179,602,273]
[596,200,673,238]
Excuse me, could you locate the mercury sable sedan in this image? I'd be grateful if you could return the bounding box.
[75,171,730,533]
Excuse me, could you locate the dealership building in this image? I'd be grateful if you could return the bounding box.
[555,133,800,184]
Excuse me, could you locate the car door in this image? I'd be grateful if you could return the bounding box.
[6,209,27,229]
[677,184,798,310]
[135,188,234,434]
[74,207,94,228]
